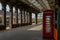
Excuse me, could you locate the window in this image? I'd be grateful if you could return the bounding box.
[22,10,24,23]
[27,12,30,23]
[6,18,10,24]
[18,9,21,24]
[6,5,10,24]
[32,13,35,23]
[0,3,4,25]
[25,11,28,23]
[13,7,17,24]
[45,16,51,33]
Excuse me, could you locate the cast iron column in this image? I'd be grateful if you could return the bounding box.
[9,5,13,28]
[27,11,28,24]
[24,10,25,24]
[29,12,32,25]
[20,8,22,26]
[16,7,18,27]
[35,13,38,24]
[2,3,6,30]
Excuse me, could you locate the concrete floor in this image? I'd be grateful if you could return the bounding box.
[0,24,42,40]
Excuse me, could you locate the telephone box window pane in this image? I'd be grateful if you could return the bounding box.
[46,16,51,23]
[46,16,51,20]
[45,16,51,33]
[46,25,51,33]
[46,18,50,21]
[46,23,50,25]
[46,18,50,22]
[46,23,51,33]
[46,24,50,27]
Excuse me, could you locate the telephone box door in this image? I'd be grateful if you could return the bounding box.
[43,10,54,38]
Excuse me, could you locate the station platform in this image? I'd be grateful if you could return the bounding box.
[0,24,42,40]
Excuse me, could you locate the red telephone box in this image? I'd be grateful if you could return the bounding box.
[43,10,54,39]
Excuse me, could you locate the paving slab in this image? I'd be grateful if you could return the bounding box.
[0,24,42,40]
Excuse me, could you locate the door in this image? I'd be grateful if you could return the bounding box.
[43,10,54,39]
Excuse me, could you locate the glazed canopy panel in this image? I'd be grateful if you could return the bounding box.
[0,0,40,13]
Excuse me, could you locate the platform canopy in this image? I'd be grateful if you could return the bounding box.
[0,0,55,13]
